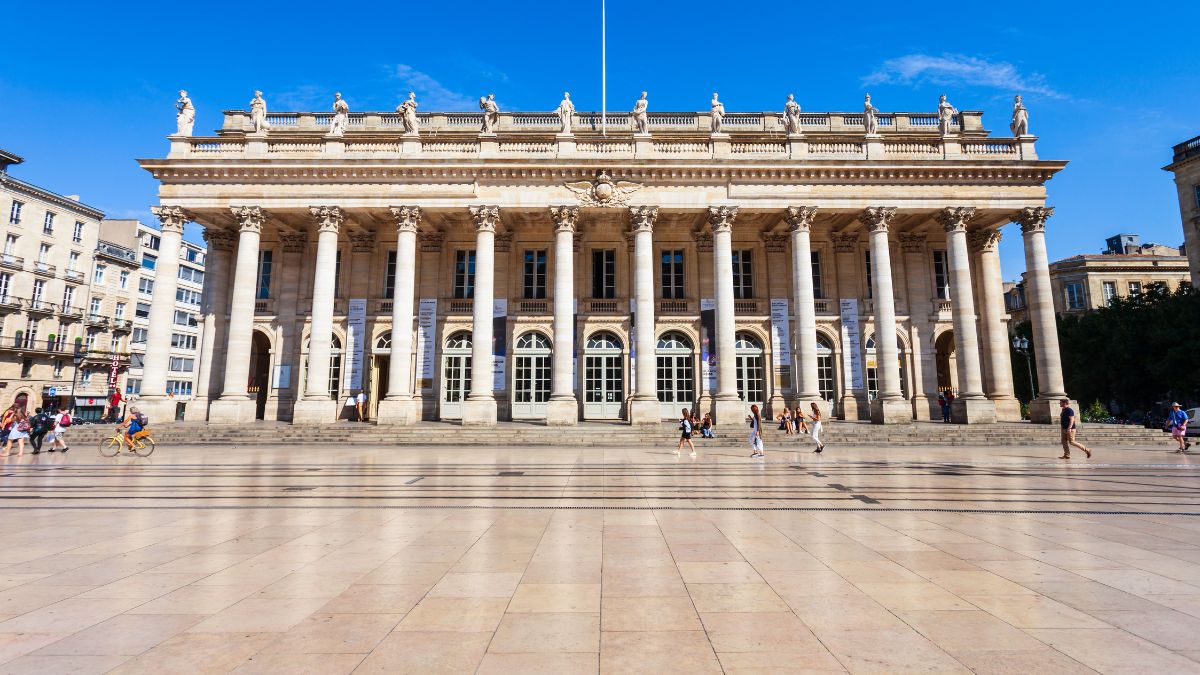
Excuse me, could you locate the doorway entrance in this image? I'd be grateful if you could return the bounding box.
[249,330,271,420]
[512,331,551,419]
[583,331,624,419]
[441,332,472,419]
[734,332,765,410]
[656,331,695,418]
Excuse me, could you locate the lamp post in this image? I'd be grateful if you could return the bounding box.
[68,345,84,418]
[1011,335,1036,402]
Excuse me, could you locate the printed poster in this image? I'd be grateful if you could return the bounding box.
[416,298,437,387]
[839,299,864,391]
[344,298,367,390]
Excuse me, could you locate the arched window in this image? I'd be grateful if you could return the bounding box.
[657,332,693,350]
[587,332,622,350]
[656,331,694,416]
[374,331,392,351]
[445,332,472,349]
[583,331,624,419]
[512,332,552,418]
[734,331,765,407]
[516,332,552,350]
[441,331,473,418]
[816,334,836,402]
[302,333,343,398]
[865,332,907,400]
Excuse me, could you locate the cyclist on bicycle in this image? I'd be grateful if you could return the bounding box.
[120,407,150,447]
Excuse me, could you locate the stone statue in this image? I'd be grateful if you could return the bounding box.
[631,91,649,134]
[783,94,802,134]
[328,92,349,137]
[937,94,957,135]
[556,92,575,133]
[1010,94,1029,136]
[863,94,878,135]
[175,90,195,136]
[249,90,269,134]
[479,94,500,134]
[397,92,419,135]
[710,93,725,133]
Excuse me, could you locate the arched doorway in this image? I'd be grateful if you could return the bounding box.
[441,331,472,419]
[372,331,391,420]
[249,330,271,420]
[656,331,695,418]
[816,333,837,404]
[301,334,343,399]
[865,332,908,400]
[934,330,958,395]
[735,331,765,410]
[583,331,623,419]
[512,331,551,419]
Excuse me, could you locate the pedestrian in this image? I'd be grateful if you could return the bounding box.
[1,404,30,458]
[29,407,50,454]
[1166,402,1191,453]
[747,404,765,458]
[700,413,714,439]
[794,406,809,435]
[107,389,123,424]
[356,390,367,422]
[1058,398,1092,460]
[807,402,826,453]
[46,408,71,453]
[676,408,696,456]
[938,393,950,422]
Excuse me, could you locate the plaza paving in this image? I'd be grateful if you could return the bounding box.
[1,439,1200,673]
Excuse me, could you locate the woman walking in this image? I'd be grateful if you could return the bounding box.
[0,404,30,458]
[747,404,765,458]
[807,402,826,453]
[676,408,697,457]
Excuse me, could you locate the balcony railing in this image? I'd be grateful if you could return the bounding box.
[734,299,763,314]
[0,254,24,271]
[516,300,548,314]
[0,296,23,311]
[1173,135,1200,163]
[86,313,109,327]
[60,305,84,320]
[583,299,621,314]
[814,299,833,314]
[374,299,393,315]
[0,336,72,352]
[27,299,56,314]
[658,299,691,315]
[110,318,132,331]
[32,261,56,277]
[95,240,138,265]
[254,298,275,314]
[64,269,85,282]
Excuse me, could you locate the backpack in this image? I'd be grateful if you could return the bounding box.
[0,409,14,432]
[31,413,48,434]
[135,412,149,427]
[58,413,72,428]
[680,418,692,434]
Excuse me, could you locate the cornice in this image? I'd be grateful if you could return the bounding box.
[0,173,106,220]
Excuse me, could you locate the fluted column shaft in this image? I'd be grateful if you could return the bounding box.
[387,207,420,400]
[866,210,903,401]
[469,208,497,400]
[142,207,186,401]
[941,209,985,399]
[631,207,657,401]
[550,207,577,401]
[1018,209,1067,398]
[786,207,820,401]
[304,207,342,400]
[973,230,1016,400]
[220,209,264,398]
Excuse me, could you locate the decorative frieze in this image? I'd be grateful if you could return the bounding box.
[494,232,514,252]
[278,231,308,253]
[417,231,444,252]
[762,233,788,253]
[898,233,926,253]
[693,231,714,253]
[348,230,376,253]
[202,227,236,252]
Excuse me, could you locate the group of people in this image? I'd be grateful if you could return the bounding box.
[677,402,826,459]
[675,409,715,457]
[0,403,71,457]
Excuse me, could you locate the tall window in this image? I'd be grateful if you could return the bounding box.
[454,250,476,299]
[132,328,148,344]
[864,250,873,298]
[142,253,157,270]
[1064,282,1085,310]
[68,251,79,272]
[256,250,273,299]
[522,249,547,299]
[592,249,615,299]
[89,297,102,316]
[660,249,685,299]
[8,201,22,225]
[72,221,84,243]
[383,250,397,299]
[1102,281,1117,305]
[333,250,342,294]
[0,272,13,301]
[31,280,45,308]
[94,263,106,284]
[38,243,50,263]
[811,251,824,299]
[24,318,39,346]
[54,359,64,378]
[732,250,754,299]
[42,212,55,235]
[4,234,17,255]
[1128,281,1142,296]
[61,285,75,308]
[1194,185,1200,209]
[115,302,126,320]
[81,367,92,385]
[144,233,160,250]
[119,270,129,289]
[933,250,951,300]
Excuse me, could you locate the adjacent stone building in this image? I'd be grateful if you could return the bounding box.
[137,92,1073,425]
[1164,135,1200,286]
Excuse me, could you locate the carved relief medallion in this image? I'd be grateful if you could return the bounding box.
[565,170,643,207]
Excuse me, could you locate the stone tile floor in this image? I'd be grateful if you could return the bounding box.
[0,439,1199,673]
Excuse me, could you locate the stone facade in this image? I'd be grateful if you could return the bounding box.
[1164,135,1200,287]
[138,95,1070,425]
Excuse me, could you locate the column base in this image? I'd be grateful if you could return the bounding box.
[137,396,182,425]
[376,397,421,425]
[871,398,912,425]
[208,396,257,424]
[183,396,210,421]
[713,398,747,427]
[840,395,865,421]
[1028,397,1076,424]
[628,398,661,425]
[292,398,338,424]
[990,397,1023,422]
[950,397,997,424]
[545,398,579,426]
[462,398,497,426]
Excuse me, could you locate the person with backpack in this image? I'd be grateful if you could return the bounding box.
[120,406,150,448]
[676,408,696,457]
[0,404,30,457]
[28,407,51,454]
[46,409,71,453]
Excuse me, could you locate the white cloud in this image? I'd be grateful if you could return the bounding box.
[863,54,1062,98]
[389,65,477,111]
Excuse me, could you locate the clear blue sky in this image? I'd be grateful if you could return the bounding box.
[2,2,1195,280]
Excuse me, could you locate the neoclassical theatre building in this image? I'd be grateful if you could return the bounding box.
[137,92,1071,426]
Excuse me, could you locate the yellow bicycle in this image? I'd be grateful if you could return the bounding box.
[98,427,156,457]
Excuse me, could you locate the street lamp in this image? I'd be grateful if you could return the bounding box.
[1011,335,1036,401]
[68,345,85,419]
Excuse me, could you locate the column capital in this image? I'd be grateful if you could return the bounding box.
[151,205,189,235]
[1013,206,1054,235]
[309,206,343,234]
[629,205,659,234]
[550,205,580,233]
[898,232,926,253]
[202,227,236,252]
[784,205,818,233]
[278,231,308,253]
[708,205,739,234]
[937,206,977,233]
[469,205,501,232]
[348,230,376,253]
[389,206,423,233]
[859,206,897,233]
[831,232,859,253]
[968,228,1002,253]
[231,206,266,233]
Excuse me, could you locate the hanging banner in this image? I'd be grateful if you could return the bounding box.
[769,298,791,367]
[573,299,578,385]
[492,299,508,391]
[344,298,367,390]
[700,298,716,394]
[107,351,121,389]
[839,299,864,391]
[416,299,437,387]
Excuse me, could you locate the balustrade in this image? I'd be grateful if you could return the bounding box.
[733,299,762,314]
[962,141,1018,156]
[577,141,633,154]
[583,299,620,314]
[809,141,864,156]
[422,141,480,154]
[731,142,786,155]
[653,141,710,154]
[657,299,690,314]
[518,300,549,314]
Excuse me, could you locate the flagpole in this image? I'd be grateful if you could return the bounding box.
[601,0,606,136]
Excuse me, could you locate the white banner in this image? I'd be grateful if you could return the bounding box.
[701,298,716,393]
[839,299,864,391]
[492,299,507,391]
[416,299,437,384]
[769,298,791,367]
[344,298,367,390]
[628,298,637,394]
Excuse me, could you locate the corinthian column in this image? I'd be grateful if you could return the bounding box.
[463,206,499,426]
[628,206,660,424]
[209,206,264,423]
[970,227,1021,421]
[785,206,822,409]
[293,206,342,423]
[378,206,422,424]
[186,228,235,421]
[861,207,910,424]
[709,206,743,425]
[938,207,995,424]
[547,206,579,425]
[139,206,187,423]
[1015,207,1074,423]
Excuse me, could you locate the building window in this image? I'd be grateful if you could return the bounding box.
[592,249,615,299]
[73,221,84,243]
[173,310,196,327]
[864,250,873,298]
[89,298,102,316]
[81,367,92,385]
[68,251,79,272]
[24,318,39,346]
[110,335,121,352]
[454,250,476,299]
[171,333,198,350]
[732,250,754,299]
[0,272,9,301]
[256,250,273,299]
[119,270,129,289]
[383,250,397,299]
[1194,185,1200,209]
[334,250,342,294]
[115,302,126,320]
[94,263,106,284]
[31,279,45,308]
[169,357,195,372]
[54,359,64,378]
[178,266,204,284]
[660,249,685,299]
[84,331,97,350]
[126,378,142,395]
[8,201,22,225]
[135,302,151,319]
[1102,281,1117,304]
[811,251,824,299]
[4,234,17,256]
[43,212,55,235]
[141,253,157,270]
[175,288,201,305]
[166,380,193,396]
[184,247,202,264]
[138,277,154,295]
[144,233,160,250]
[21,358,32,379]
[132,328,148,344]
[38,243,50,263]
[1064,282,1085,310]
[62,285,75,308]
[522,249,547,299]
[933,250,951,300]
[1128,281,1142,296]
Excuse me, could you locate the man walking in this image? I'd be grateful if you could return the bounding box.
[28,407,51,454]
[1167,402,1190,453]
[1059,398,1092,460]
[355,390,367,422]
